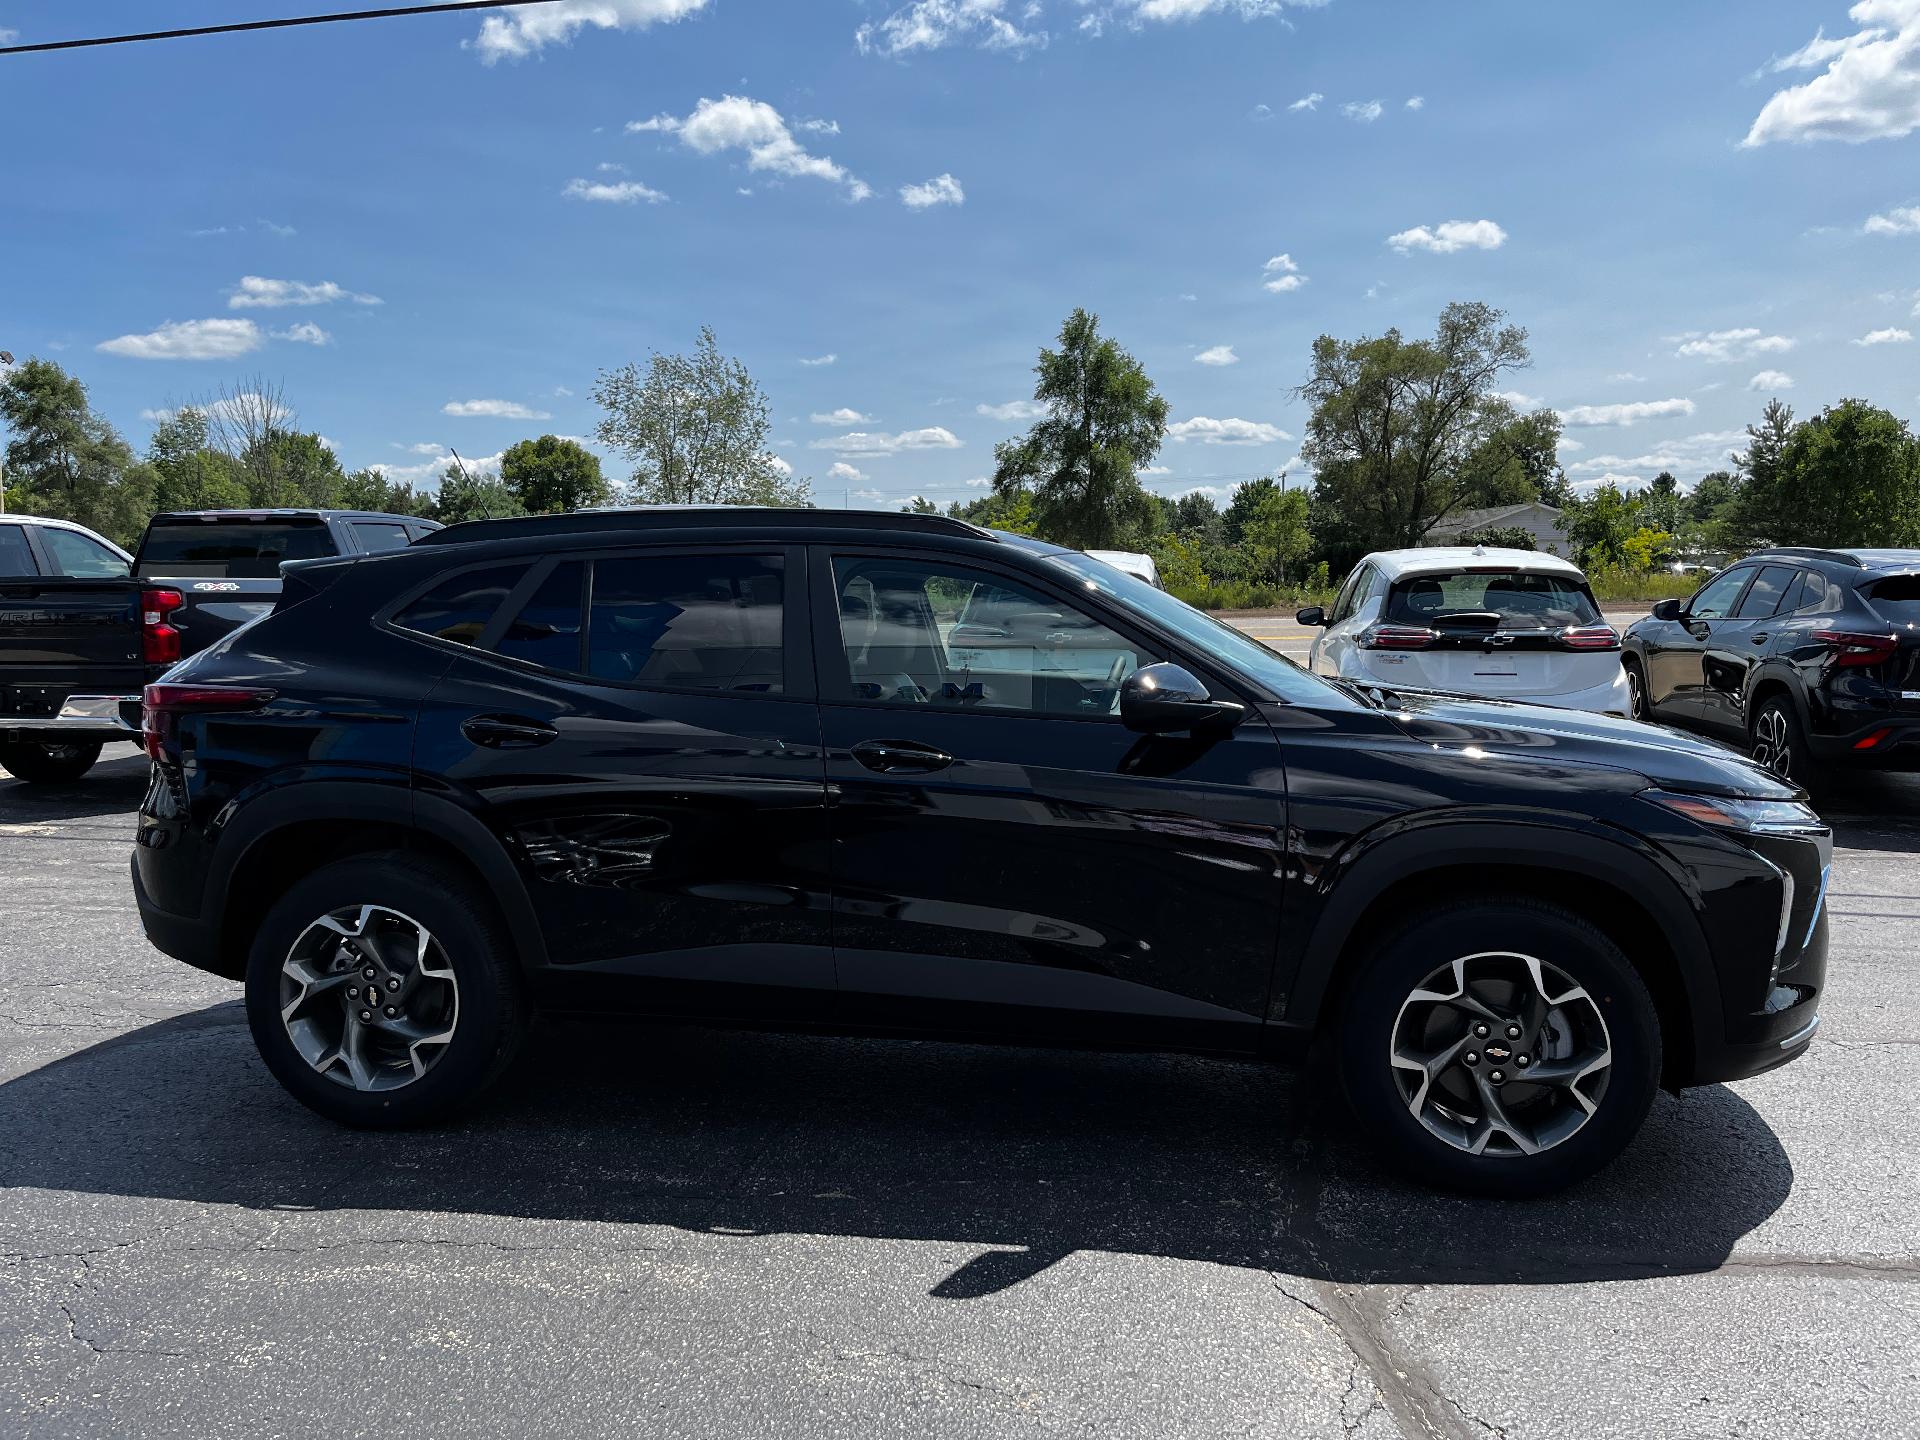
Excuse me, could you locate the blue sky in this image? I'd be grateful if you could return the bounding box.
[4,0,1918,510]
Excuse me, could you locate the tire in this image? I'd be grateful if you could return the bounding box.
[1749,694,1817,788]
[244,853,527,1128]
[0,739,103,785]
[1336,898,1661,1197]
[1622,657,1651,723]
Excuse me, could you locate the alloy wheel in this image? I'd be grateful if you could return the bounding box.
[1389,951,1613,1157]
[279,904,459,1092]
[1625,666,1648,722]
[1751,707,1792,779]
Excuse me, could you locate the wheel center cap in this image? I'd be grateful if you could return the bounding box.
[1484,1042,1513,1064]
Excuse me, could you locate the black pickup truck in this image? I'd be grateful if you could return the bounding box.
[0,509,439,784]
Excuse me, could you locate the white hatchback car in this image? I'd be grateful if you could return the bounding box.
[1300,547,1632,715]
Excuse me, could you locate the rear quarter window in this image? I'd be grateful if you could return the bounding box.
[0,525,35,576]
[392,564,528,648]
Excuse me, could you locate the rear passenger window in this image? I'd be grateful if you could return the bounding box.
[1734,565,1798,619]
[495,562,585,671]
[349,521,412,554]
[393,564,526,648]
[0,526,34,576]
[587,553,784,693]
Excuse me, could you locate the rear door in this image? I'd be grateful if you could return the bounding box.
[134,515,335,653]
[814,543,1287,1052]
[407,543,834,1022]
[1696,564,1799,737]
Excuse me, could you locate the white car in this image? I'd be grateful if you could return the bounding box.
[1300,546,1632,715]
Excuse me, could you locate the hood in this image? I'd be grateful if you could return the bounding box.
[1376,688,1798,800]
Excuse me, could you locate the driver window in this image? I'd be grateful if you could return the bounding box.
[1688,568,1750,621]
[1330,564,1369,623]
[831,556,1153,716]
[40,527,131,578]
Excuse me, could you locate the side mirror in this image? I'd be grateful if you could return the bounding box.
[1120,662,1245,736]
[1651,598,1683,622]
[1295,606,1326,627]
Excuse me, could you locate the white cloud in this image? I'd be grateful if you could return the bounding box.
[0,28,16,43]
[809,426,963,456]
[1864,203,1920,233]
[373,449,506,487]
[856,0,1046,55]
[1608,371,1646,383]
[1856,325,1914,344]
[228,276,382,309]
[1671,327,1795,362]
[554,385,575,397]
[443,399,553,419]
[1387,219,1507,254]
[1263,252,1307,292]
[799,353,838,366]
[1141,465,1173,475]
[97,318,262,361]
[259,219,296,237]
[273,322,332,346]
[1167,415,1289,445]
[1493,390,1543,409]
[1194,345,1239,366]
[977,399,1046,420]
[1749,369,1796,390]
[798,118,840,135]
[630,95,870,200]
[470,0,710,62]
[767,454,794,477]
[828,461,867,481]
[811,408,870,425]
[1287,92,1323,112]
[1342,99,1384,123]
[597,161,628,174]
[1559,397,1697,427]
[850,488,887,503]
[563,176,668,204]
[1249,103,1273,120]
[145,393,296,428]
[1405,95,1425,110]
[900,173,966,208]
[1745,0,1920,146]
[399,442,446,455]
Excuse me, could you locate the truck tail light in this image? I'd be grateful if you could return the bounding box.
[1362,625,1437,650]
[1559,624,1620,650]
[1812,629,1898,668]
[140,683,275,762]
[140,587,184,665]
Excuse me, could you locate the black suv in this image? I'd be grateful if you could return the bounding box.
[1622,547,1920,783]
[132,509,1830,1194]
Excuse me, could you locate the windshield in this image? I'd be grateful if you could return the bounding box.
[1044,551,1341,704]
[136,521,336,579]
[1385,570,1601,629]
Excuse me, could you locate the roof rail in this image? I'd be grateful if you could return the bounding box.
[1750,546,1864,567]
[416,506,992,548]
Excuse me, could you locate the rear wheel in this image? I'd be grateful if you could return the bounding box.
[1337,899,1661,1196]
[244,853,527,1127]
[0,739,104,785]
[1750,695,1815,787]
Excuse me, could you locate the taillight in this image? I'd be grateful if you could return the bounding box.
[1559,624,1620,650]
[141,587,184,666]
[140,683,275,763]
[1362,625,1437,650]
[1812,629,1898,668]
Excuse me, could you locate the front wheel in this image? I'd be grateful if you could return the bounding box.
[1622,657,1651,723]
[1337,899,1661,1196]
[0,739,104,785]
[244,853,527,1128]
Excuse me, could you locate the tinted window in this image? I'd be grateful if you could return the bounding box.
[1689,568,1751,620]
[39,527,130,578]
[1775,570,1812,616]
[1330,564,1370,623]
[1793,570,1846,616]
[1867,574,1920,624]
[588,553,784,693]
[1385,570,1600,628]
[394,564,527,648]
[0,525,36,576]
[349,521,411,554]
[495,562,585,671]
[834,556,1151,716]
[137,520,336,578]
[1734,565,1798,619]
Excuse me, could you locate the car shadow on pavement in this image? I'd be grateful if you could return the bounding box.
[0,1002,1794,1298]
[0,757,149,824]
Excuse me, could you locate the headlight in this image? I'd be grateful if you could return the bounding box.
[1641,789,1825,834]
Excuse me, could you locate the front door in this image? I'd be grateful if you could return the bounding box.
[1644,566,1754,722]
[812,545,1289,1051]
[407,544,834,1021]
[1697,564,1798,737]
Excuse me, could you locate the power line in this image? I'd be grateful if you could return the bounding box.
[0,1,569,57]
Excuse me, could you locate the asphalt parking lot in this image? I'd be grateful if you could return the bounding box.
[3,741,1917,1439]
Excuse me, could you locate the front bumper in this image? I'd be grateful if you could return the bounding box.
[1,693,141,741]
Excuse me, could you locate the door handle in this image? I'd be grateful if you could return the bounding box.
[461,713,559,749]
[850,738,954,774]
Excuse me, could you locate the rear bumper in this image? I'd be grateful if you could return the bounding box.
[131,852,237,980]
[1807,716,1920,769]
[1,693,141,741]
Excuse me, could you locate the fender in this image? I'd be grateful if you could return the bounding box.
[1276,818,1718,1066]
[210,772,549,975]
[1743,661,1815,734]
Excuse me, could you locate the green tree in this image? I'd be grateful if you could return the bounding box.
[1297,301,1535,552]
[1221,476,1282,545]
[1688,470,1738,527]
[1720,398,1795,547]
[949,487,1039,535]
[1460,407,1568,509]
[147,407,248,513]
[335,467,432,516]
[431,464,526,525]
[1168,491,1223,542]
[900,495,939,515]
[1242,485,1313,584]
[238,430,345,508]
[0,357,151,544]
[1458,525,1537,551]
[1638,471,1686,537]
[1560,482,1650,568]
[1769,400,1920,548]
[593,326,809,507]
[989,308,1169,549]
[500,434,609,514]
